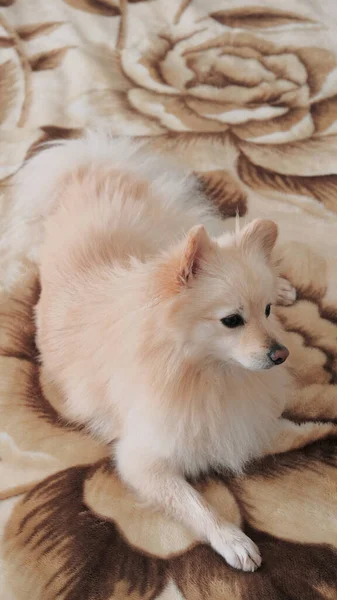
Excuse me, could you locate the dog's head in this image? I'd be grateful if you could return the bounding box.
[155,219,288,371]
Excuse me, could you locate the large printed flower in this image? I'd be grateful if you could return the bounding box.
[125,31,318,135]
[112,26,337,213]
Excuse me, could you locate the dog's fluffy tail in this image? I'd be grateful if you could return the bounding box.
[13,130,148,221]
[0,131,148,289]
[0,129,218,291]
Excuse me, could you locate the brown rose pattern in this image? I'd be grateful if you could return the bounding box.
[65,5,337,214]
[119,25,337,213]
[1,1,337,599]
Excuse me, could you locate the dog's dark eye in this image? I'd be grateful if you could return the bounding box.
[265,303,271,318]
[221,314,244,328]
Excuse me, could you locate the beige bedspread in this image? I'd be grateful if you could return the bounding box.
[1,0,337,598]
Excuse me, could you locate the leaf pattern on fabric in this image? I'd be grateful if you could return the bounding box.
[0,60,18,123]
[62,0,121,16]
[29,46,74,71]
[209,6,317,29]
[17,22,65,41]
[196,169,247,217]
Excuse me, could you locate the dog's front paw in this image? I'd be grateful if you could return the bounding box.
[210,525,261,572]
[276,277,296,306]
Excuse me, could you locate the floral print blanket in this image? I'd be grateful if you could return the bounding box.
[1,1,337,598]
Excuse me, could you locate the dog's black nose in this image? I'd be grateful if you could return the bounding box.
[268,343,289,365]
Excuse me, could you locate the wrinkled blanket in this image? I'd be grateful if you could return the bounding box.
[1,1,337,599]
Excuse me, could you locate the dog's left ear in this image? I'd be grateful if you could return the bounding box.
[239,219,278,259]
[179,225,211,284]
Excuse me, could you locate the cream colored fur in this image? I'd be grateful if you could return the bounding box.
[15,131,324,572]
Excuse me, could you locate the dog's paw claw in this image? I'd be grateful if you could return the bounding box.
[210,526,262,572]
[276,277,296,307]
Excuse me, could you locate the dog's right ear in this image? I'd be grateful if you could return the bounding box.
[178,225,211,285]
[157,225,211,297]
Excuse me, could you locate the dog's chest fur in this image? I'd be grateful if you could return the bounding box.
[151,366,288,477]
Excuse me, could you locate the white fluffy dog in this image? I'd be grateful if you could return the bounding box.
[13,131,335,571]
